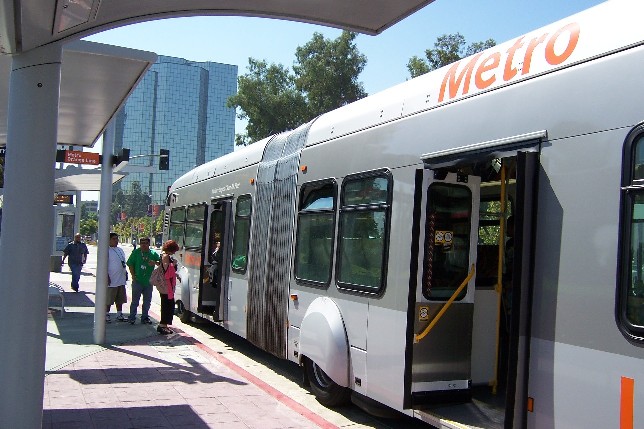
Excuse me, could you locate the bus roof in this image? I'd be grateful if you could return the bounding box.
[171,136,270,191]
[307,0,641,146]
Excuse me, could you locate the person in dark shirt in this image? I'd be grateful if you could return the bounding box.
[62,233,89,292]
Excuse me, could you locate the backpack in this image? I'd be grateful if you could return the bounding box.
[149,264,167,293]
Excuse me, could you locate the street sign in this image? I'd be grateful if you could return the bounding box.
[56,150,101,165]
[54,194,74,204]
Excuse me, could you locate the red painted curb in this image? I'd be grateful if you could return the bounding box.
[149,311,339,429]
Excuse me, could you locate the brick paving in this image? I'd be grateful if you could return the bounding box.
[43,330,332,429]
[44,246,338,429]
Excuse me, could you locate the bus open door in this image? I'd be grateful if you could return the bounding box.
[200,199,233,322]
[410,170,481,404]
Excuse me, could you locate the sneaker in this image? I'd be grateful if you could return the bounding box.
[71,287,78,292]
[105,314,111,323]
[116,314,126,322]
[141,317,153,325]
[128,319,135,325]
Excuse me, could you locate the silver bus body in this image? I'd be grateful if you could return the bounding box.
[165,1,644,427]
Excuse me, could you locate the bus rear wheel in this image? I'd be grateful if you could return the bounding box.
[304,358,350,407]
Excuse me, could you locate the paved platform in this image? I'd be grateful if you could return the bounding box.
[45,247,336,429]
[46,245,425,429]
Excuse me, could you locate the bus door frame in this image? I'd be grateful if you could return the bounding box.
[507,150,539,428]
[199,198,233,321]
[406,133,541,426]
[408,169,481,404]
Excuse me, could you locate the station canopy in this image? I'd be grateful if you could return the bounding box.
[0,0,434,55]
[0,40,155,191]
[0,40,156,148]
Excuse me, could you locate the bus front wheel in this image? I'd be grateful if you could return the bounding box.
[304,358,350,407]
[177,301,192,323]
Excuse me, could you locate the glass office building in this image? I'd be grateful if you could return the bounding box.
[114,55,237,204]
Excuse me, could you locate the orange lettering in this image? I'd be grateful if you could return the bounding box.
[503,37,525,81]
[521,34,548,75]
[545,22,580,65]
[475,52,501,89]
[438,53,483,102]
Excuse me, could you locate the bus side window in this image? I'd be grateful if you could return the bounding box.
[337,171,391,293]
[231,195,252,273]
[169,207,186,248]
[620,131,644,339]
[294,180,336,286]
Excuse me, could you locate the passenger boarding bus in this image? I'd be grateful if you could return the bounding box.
[164,1,644,427]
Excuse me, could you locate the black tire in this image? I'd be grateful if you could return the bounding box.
[177,301,192,323]
[304,358,350,407]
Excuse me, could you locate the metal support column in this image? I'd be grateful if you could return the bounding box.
[94,122,115,344]
[0,43,63,428]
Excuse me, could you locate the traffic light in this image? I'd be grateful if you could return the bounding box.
[159,149,169,170]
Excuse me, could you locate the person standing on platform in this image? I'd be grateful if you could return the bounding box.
[126,237,160,325]
[106,232,128,323]
[157,240,181,335]
[61,233,89,292]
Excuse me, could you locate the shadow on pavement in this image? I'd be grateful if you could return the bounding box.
[43,405,212,428]
[47,312,158,346]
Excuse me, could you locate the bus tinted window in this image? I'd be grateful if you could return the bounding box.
[620,132,644,339]
[423,183,472,300]
[186,205,205,222]
[168,208,185,247]
[168,223,184,248]
[187,205,206,249]
[337,172,391,293]
[231,195,252,273]
[295,182,336,285]
[342,176,388,205]
[170,208,185,223]
[184,223,204,248]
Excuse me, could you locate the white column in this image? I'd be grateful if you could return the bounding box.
[94,121,114,343]
[0,43,63,427]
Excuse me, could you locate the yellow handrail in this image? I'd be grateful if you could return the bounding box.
[414,264,476,343]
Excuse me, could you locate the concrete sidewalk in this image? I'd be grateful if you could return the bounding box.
[44,248,337,429]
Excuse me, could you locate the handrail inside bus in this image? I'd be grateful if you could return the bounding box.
[414,265,476,343]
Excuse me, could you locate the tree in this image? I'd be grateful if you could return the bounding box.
[80,218,98,237]
[228,31,367,145]
[294,31,367,118]
[227,59,308,145]
[407,33,496,78]
[111,181,152,224]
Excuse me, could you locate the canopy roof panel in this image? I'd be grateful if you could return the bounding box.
[0,0,434,54]
[0,40,157,147]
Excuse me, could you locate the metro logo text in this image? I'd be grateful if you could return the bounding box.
[438,22,580,102]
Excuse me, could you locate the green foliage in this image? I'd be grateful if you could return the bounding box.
[227,59,308,144]
[228,31,367,145]
[407,33,496,78]
[294,31,367,118]
[80,218,98,236]
[111,181,152,224]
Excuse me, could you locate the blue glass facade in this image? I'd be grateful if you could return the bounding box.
[114,56,237,204]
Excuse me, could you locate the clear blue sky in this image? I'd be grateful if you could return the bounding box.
[85,0,606,97]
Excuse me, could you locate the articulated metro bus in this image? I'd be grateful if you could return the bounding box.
[163,1,644,427]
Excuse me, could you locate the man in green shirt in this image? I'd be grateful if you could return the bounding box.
[126,237,161,324]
